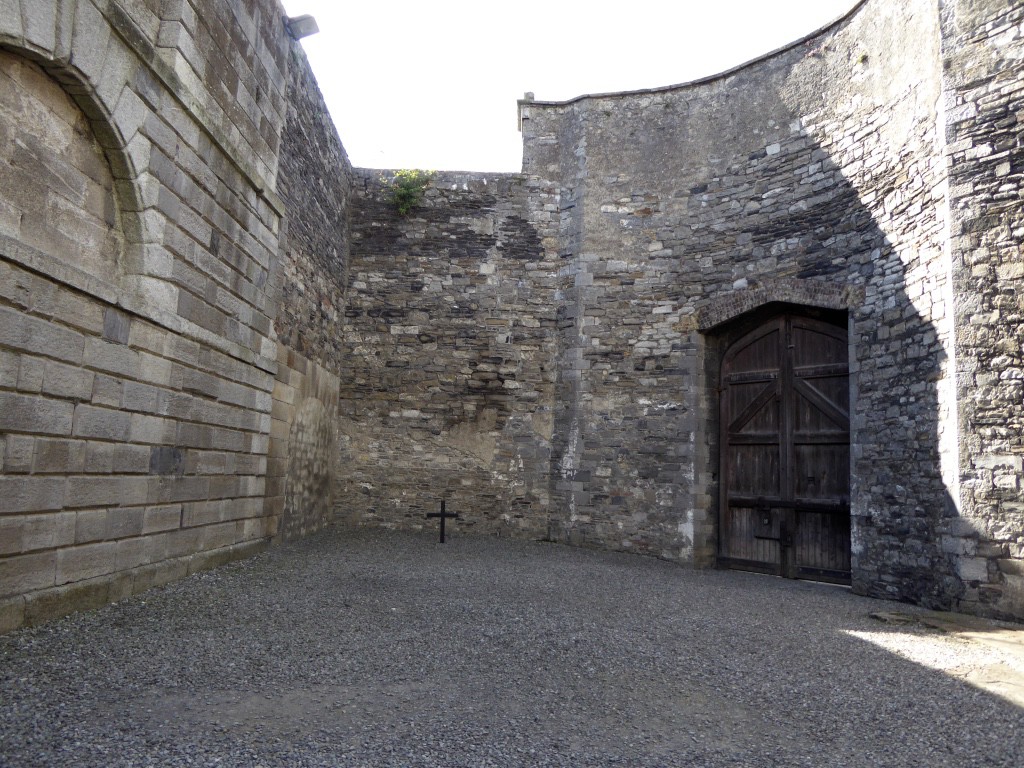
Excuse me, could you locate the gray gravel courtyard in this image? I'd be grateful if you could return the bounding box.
[1,526,1022,767]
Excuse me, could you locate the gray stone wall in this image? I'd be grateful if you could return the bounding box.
[155,0,290,189]
[0,0,349,632]
[265,42,352,542]
[274,44,351,371]
[266,343,339,542]
[330,0,1023,620]
[1,0,1021,629]
[336,170,560,538]
[0,49,121,284]
[517,0,963,593]
[942,0,1024,619]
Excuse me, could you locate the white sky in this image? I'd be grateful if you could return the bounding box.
[279,0,861,172]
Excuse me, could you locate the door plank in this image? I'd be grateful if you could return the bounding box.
[793,377,850,430]
[728,381,780,433]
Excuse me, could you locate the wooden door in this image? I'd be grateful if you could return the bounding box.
[718,314,851,583]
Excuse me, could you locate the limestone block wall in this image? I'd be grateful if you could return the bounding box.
[1,0,1020,630]
[155,0,290,189]
[336,171,560,537]
[0,0,350,632]
[0,49,121,284]
[942,0,1024,618]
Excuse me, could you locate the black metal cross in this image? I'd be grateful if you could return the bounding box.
[426,499,459,544]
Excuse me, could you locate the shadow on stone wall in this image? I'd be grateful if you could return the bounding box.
[333,110,971,616]
[521,0,972,608]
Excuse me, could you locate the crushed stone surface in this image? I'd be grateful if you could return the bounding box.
[2,526,1022,767]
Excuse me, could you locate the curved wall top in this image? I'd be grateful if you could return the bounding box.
[518,0,869,109]
[521,0,940,186]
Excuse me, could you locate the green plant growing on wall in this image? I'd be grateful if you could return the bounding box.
[383,169,434,216]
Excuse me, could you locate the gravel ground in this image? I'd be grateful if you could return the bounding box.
[1,526,1022,768]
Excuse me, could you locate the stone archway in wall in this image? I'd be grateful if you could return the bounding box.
[698,294,854,584]
[0,48,125,283]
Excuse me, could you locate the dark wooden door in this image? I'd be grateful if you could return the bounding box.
[718,314,851,583]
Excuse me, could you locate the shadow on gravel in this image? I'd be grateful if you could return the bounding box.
[841,610,1024,708]
[1,527,1022,768]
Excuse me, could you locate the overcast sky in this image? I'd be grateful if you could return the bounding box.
[279,0,861,172]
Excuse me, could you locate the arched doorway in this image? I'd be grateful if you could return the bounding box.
[718,311,851,583]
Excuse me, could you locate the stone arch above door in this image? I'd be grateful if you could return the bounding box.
[695,279,861,332]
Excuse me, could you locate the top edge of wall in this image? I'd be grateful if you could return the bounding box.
[519,0,872,108]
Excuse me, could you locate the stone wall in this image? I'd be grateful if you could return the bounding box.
[0,49,121,284]
[336,170,560,537]
[0,0,349,632]
[328,0,1023,620]
[807,0,958,610]
[266,343,339,542]
[1,0,1022,629]
[265,42,351,542]
[942,0,1024,618]
[515,0,963,596]
[156,0,289,190]
[274,44,351,371]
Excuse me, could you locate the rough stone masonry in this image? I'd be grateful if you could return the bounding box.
[0,0,1022,632]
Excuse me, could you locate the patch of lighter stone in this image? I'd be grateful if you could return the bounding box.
[560,413,581,522]
[636,397,682,410]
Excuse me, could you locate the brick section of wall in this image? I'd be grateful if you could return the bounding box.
[337,171,560,538]
[942,0,1024,619]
